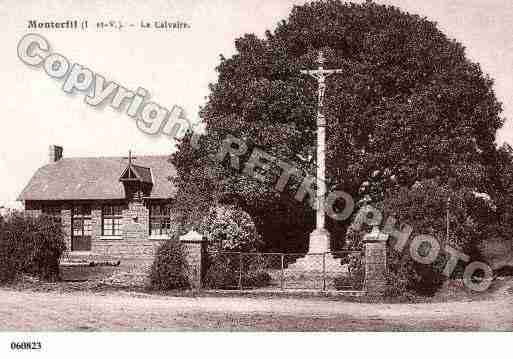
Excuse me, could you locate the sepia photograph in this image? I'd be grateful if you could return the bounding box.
[0,0,512,356]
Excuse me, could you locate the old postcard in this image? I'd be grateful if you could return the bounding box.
[0,0,512,357]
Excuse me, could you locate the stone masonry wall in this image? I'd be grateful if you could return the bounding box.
[62,205,72,252]
[25,200,166,260]
[363,229,388,297]
[92,240,160,260]
[26,199,173,286]
[122,201,150,241]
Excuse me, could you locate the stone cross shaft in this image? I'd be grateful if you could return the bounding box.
[301,51,343,253]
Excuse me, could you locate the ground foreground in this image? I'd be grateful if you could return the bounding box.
[0,287,511,331]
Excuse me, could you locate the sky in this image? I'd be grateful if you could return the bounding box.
[1,0,513,206]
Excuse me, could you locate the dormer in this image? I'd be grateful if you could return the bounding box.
[119,151,153,201]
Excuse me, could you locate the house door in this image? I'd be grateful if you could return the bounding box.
[72,205,92,251]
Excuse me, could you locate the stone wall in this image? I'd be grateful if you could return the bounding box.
[62,206,72,252]
[25,200,208,290]
[60,231,207,289]
[92,240,160,260]
[122,201,150,241]
[180,231,208,289]
[363,228,389,297]
[24,199,169,259]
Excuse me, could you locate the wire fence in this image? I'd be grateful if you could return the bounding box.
[204,250,364,292]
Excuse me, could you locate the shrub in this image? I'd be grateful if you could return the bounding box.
[204,252,272,289]
[0,214,65,283]
[204,253,239,289]
[0,220,21,283]
[334,253,364,290]
[200,205,262,252]
[149,239,190,290]
[382,180,491,296]
[29,216,66,280]
[244,271,272,288]
[347,179,498,298]
[334,276,355,290]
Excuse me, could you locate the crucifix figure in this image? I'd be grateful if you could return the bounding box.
[301,50,343,254]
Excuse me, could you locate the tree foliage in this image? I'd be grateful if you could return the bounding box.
[172,0,505,252]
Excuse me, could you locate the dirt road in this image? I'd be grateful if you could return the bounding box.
[0,288,511,331]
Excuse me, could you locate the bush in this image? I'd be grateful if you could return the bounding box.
[149,239,190,290]
[382,180,490,296]
[334,253,364,290]
[0,214,65,283]
[200,205,262,252]
[204,252,272,289]
[204,253,239,289]
[347,179,496,298]
[244,271,272,288]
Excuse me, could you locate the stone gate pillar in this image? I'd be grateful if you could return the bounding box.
[179,230,208,289]
[363,227,389,297]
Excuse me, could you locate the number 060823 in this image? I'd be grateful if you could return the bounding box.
[10,342,42,350]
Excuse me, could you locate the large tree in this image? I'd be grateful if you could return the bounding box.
[172,0,505,252]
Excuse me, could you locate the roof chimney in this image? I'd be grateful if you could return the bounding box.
[49,145,63,163]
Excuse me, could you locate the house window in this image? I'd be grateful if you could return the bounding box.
[149,203,171,236]
[102,205,124,236]
[42,205,62,224]
[72,205,92,238]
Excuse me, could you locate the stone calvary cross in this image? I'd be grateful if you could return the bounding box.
[300,50,343,255]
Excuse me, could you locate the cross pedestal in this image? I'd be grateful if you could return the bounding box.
[308,228,330,253]
[288,229,344,272]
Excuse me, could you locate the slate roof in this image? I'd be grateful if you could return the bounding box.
[18,156,177,201]
[119,164,153,184]
[130,165,153,184]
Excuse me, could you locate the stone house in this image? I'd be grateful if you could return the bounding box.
[18,145,178,262]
